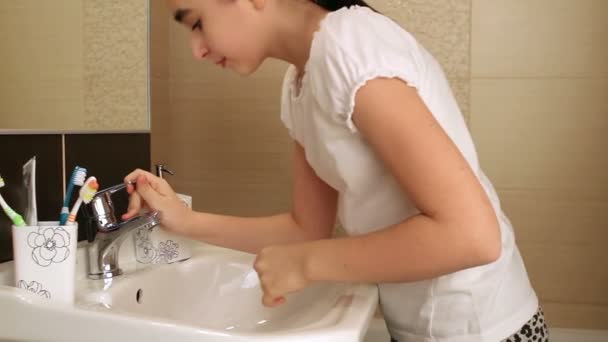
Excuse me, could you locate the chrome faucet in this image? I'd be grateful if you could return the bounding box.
[86,183,161,280]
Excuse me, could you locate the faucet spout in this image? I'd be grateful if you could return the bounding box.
[87,211,161,280]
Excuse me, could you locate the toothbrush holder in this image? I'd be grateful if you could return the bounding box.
[11,222,78,304]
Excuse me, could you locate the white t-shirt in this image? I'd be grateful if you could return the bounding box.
[280,6,538,342]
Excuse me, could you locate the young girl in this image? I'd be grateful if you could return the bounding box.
[124,0,548,341]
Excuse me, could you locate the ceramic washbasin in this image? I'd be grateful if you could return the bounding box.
[0,242,378,342]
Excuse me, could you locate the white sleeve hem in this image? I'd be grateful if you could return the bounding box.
[344,70,421,133]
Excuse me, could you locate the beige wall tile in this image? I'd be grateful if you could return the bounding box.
[168,97,291,169]
[83,0,149,130]
[0,0,84,130]
[0,0,149,131]
[470,78,608,193]
[158,105,293,214]
[472,0,608,78]
[151,78,171,133]
[520,242,608,305]
[150,0,170,79]
[170,179,292,216]
[0,1,83,81]
[83,79,148,130]
[499,189,608,245]
[150,2,171,165]
[83,0,148,81]
[163,83,293,214]
[471,2,608,328]
[0,81,84,129]
[371,0,472,79]
[369,0,472,121]
[151,77,171,164]
[169,82,287,135]
[542,301,608,329]
[168,101,290,166]
[169,63,288,101]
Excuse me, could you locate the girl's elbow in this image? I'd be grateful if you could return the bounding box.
[453,211,502,267]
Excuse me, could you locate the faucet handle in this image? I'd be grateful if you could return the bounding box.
[155,164,175,179]
[94,183,127,197]
[89,183,129,232]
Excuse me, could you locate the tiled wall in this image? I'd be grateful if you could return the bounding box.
[0,134,150,263]
[82,0,149,130]
[0,0,148,131]
[0,1,84,129]
[470,0,608,329]
[375,0,471,119]
[150,0,172,175]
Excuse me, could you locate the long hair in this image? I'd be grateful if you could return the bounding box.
[312,0,376,12]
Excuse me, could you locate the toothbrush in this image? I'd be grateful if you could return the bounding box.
[67,176,99,225]
[59,166,87,225]
[0,175,26,227]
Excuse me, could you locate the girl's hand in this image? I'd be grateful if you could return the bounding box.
[253,244,313,307]
[122,169,192,235]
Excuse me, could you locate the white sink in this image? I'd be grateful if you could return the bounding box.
[0,242,378,342]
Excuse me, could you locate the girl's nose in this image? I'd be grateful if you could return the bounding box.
[190,33,209,60]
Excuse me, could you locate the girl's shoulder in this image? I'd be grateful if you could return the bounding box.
[312,5,420,60]
[306,6,428,123]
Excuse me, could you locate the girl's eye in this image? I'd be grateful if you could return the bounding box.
[191,19,202,31]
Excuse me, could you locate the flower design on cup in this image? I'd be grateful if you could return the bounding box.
[27,227,71,267]
[18,280,51,299]
[157,240,179,263]
[134,227,150,245]
[138,240,157,264]
[135,228,157,264]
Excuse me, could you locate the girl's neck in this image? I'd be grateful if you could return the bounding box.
[267,1,329,74]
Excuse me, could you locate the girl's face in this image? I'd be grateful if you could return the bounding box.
[167,0,269,75]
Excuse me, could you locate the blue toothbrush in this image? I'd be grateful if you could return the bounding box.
[59,166,87,225]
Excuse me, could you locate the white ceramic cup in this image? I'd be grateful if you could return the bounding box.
[11,222,78,304]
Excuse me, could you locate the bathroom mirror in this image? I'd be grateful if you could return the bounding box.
[0,0,150,132]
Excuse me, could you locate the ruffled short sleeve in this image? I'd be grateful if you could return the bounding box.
[308,7,426,133]
[279,66,296,138]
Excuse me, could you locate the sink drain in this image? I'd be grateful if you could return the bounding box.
[136,289,143,304]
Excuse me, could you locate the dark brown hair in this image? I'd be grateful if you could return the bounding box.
[312,0,376,12]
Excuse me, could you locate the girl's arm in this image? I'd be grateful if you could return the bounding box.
[255,78,501,305]
[126,142,338,255]
[304,77,502,283]
[181,142,338,253]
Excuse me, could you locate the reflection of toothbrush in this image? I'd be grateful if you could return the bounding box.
[0,175,26,227]
[59,166,87,225]
[67,176,99,225]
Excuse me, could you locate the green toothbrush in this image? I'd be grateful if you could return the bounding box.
[0,175,26,226]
